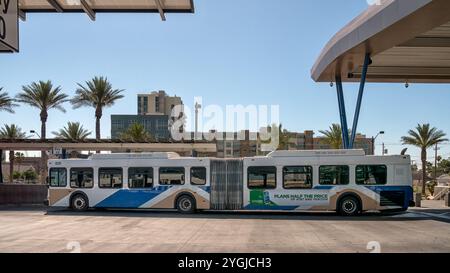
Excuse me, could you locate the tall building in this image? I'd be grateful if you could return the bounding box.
[137,90,183,116]
[111,115,170,141]
[111,91,183,141]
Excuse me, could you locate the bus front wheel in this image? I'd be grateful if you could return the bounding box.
[338,196,361,216]
[71,194,89,212]
[176,195,196,214]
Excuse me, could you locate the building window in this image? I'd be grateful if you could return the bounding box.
[319,166,349,185]
[99,168,123,188]
[138,97,142,114]
[155,97,160,112]
[49,168,67,187]
[159,167,185,185]
[356,165,387,185]
[143,97,148,113]
[248,166,276,189]
[128,168,153,188]
[70,168,94,188]
[191,167,207,185]
[283,166,313,189]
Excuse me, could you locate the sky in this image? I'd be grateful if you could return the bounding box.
[0,0,449,163]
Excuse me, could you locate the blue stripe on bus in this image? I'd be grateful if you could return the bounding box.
[199,186,211,193]
[365,185,413,209]
[95,186,172,208]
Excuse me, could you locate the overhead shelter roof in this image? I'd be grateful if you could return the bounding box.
[311,0,450,83]
[18,0,194,21]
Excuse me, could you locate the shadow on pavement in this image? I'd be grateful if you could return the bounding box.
[42,207,450,222]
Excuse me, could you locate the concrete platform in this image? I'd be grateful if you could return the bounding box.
[0,207,449,253]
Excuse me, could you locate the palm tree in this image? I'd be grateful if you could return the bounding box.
[0,89,18,113]
[119,123,154,142]
[319,124,345,149]
[71,76,124,143]
[0,88,18,183]
[16,80,69,183]
[52,122,92,141]
[16,81,69,140]
[401,124,448,196]
[0,125,27,183]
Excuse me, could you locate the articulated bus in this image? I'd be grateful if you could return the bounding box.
[47,149,415,216]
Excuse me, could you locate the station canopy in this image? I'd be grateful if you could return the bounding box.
[18,0,194,21]
[311,0,450,83]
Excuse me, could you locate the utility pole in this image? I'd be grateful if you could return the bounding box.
[382,143,385,156]
[434,143,439,180]
[194,102,201,141]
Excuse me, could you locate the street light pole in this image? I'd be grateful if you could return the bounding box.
[372,131,384,155]
[194,102,201,141]
[434,143,439,180]
[30,130,41,139]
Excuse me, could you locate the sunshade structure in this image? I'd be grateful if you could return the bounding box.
[18,0,195,21]
[311,0,450,149]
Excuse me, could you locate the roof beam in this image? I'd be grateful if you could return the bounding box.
[399,37,450,48]
[47,0,64,13]
[80,0,96,21]
[154,0,167,21]
[19,9,26,21]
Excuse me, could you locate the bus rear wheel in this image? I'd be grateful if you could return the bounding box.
[338,196,361,216]
[71,194,89,212]
[176,195,196,214]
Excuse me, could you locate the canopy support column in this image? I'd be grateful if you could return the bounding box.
[349,53,371,148]
[335,76,350,149]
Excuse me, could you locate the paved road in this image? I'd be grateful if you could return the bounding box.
[0,207,449,253]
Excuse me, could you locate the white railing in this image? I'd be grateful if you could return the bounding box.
[434,187,450,200]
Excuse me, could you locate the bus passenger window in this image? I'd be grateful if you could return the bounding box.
[70,168,94,188]
[50,168,67,187]
[283,166,312,189]
[356,165,387,185]
[191,167,207,185]
[319,166,349,185]
[99,168,123,188]
[248,166,276,189]
[159,167,185,185]
[129,168,153,188]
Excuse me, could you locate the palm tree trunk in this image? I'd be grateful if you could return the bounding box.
[9,150,14,183]
[96,116,101,140]
[421,148,427,196]
[40,111,48,184]
[95,107,102,154]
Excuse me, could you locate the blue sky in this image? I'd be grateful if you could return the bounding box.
[0,0,449,163]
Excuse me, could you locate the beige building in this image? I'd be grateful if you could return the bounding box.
[137,91,183,116]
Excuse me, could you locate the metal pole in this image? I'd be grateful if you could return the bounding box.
[0,149,3,183]
[350,53,371,148]
[435,143,438,180]
[372,137,375,155]
[335,75,350,149]
[382,143,385,156]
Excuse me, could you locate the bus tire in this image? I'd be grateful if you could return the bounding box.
[70,194,89,212]
[337,195,361,216]
[176,195,196,214]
